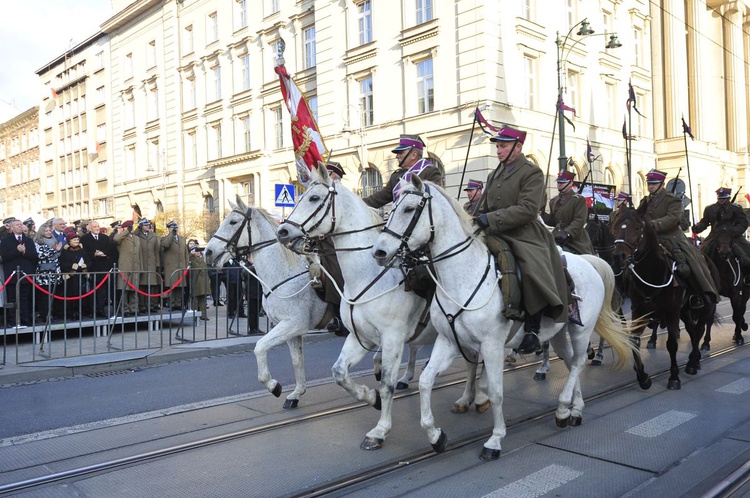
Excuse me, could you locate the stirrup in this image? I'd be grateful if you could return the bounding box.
[517,331,540,355]
[743,275,750,286]
[689,294,704,309]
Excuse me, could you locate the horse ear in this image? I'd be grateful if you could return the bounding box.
[236,195,247,211]
[412,174,424,190]
[318,161,330,183]
[228,197,237,210]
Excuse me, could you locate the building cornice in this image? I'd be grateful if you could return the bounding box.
[100,0,162,33]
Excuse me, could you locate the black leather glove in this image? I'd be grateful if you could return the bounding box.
[554,231,569,245]
[473,213,489,230]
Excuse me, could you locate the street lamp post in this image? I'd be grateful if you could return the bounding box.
[556,19,621,172]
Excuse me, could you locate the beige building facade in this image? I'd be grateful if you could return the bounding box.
[0,107,41,219]
[1,0,744,236]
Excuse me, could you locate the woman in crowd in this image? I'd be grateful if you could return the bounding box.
[34,223,61,322]
[58,232,92,320]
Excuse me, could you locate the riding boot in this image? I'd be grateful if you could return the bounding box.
[518,311,542,354]
[486,235,523,321]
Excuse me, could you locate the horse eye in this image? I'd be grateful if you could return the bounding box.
[229,220,238,225]
[309,195,320,202]
[403,206,415,213]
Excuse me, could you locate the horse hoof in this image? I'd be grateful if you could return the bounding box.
[374,371,381,382]
[556,417,569,428]
[534,372,547,381]
[569,415,582,427]
[283,398,299,409]
[451,404,469,414]
[639,376,652,390]
[587,347,595,360]
[646,340,656,350]
[667,379,681,390]
[475,400,491,414]
[685,366,697,375]
[479,446,501,461]
[735,336,746,346]
[743,323,749,332]
[271,382,282,398]
[432,430,448,453]
[591,355,603,366]
[700,343,710,353]
[360,436,384,451]
[373,391,382,411]
[396,381,409,390]
[505,355,516,364]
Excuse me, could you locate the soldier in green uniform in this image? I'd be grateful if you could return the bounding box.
[462,179,483,214]
[610,191,631,229]
[692,187,750,284]
[363,134,443,208]
[544,170,594,255]
[638,169,719,308]
[474,126,569,354]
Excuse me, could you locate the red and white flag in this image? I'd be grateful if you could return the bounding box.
[44,87,58,113]
[275,63,327,185]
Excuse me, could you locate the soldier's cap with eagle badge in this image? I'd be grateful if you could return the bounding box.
[391,134,425,153]
[557,171,576,183]
[489,126,527,144]
[646,169,667,183]
[716,187,731,199]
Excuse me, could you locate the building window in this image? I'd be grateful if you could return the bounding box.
[358,1,373,45]
[235,0,247,30]
[146,40,156,68]
[183,25,194,54]
[605,83,616,128]
[359,77,373,126]
[416,0,433,24]
[361,166,382,198]
[95,51,104,70]
[269,0,279,15]
[243,116,252,152]
[148,140,160,172]
[97,160,107,181]
[566,70,579,117]
[125,145,136,181]
[97,124,106,143]
[240,178,254,205]
[204,195,216,214]
[566,0,577,28]
[184,130,197,169]
[124,53,133,79]
[207,12,218,44]
[416,58,434,113]
[304,26,316,69]
[521,0,533,20]
[211,65,222,101]
[521,55,535,110]
[95,86,105,106]
[147,86,159,121]
[273,107,284,149]
[633,27,643,67]
[209,123,222,160]
[241,54,251,91]
[308,96,318,122]
[184,76,196,109]
[124,95,135,129]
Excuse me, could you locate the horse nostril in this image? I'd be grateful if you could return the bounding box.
[374,249,385,258]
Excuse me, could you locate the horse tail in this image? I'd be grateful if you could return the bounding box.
[580,254,639,370]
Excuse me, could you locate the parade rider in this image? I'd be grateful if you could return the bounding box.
[462,179,484,215]
[638,169,719,308]
[543,170,594,255]
[474,126,569,355]
[692,187,750,285]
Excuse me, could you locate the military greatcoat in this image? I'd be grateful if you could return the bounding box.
[478,153,568,322]
[363,161,443,208]
[113,230,141,289]
[545,192,594,255]
[160,234,189,288]
[638,188,718,301]
[693,201,750,255]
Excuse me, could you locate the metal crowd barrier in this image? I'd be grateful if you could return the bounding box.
[0,266,270,366]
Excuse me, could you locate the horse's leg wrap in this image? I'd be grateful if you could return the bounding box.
[486,235,522,321]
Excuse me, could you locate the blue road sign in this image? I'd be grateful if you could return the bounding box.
[274,184,296,207]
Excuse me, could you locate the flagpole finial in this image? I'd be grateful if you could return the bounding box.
[275,37,286,66]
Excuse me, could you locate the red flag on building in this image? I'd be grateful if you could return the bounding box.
[44,87,58,113]
[275,63,327,185]
[745,193,750,204]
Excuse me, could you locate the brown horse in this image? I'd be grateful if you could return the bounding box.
[612,207,719,390]
[701,225,747,350]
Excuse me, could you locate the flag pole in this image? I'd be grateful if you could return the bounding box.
[457,103,479,201]
[627,106,632,200]
[544,110,559,195]
[682,119,695,223]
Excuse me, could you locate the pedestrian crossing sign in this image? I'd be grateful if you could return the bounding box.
[275,184,296,207]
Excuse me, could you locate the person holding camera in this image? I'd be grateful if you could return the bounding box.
[160,221,189,311]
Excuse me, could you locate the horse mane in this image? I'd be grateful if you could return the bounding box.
[619,207,661,254]
[423,181,483,241]
[252,207,302,268]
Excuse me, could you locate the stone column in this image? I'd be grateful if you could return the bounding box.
[662,0,689,138]
[724,2,748,153]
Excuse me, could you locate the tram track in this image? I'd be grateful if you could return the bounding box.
[0,335,742,497]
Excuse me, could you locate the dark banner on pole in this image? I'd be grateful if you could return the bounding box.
[575,182,616,220]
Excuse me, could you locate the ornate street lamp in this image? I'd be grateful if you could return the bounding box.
[556,19,621,172]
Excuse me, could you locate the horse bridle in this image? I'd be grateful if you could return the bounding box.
[211,207,277,260]
[614,218,675,290]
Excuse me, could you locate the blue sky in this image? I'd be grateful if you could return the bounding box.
[0,0,113,115]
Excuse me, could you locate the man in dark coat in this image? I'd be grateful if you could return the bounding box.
[475,126,569,354]
[0,219,39,326]
[363,134,443,208]
[544,170,594,255]
[82,220,116,315]
[462,179,483,215]
[639,169,718,308]
[692,187,750,284]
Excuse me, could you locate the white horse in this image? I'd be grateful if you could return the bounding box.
[205,197,335,409]
[276,167,483,450]
[371,176,634,460]
[205,197,439,409]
